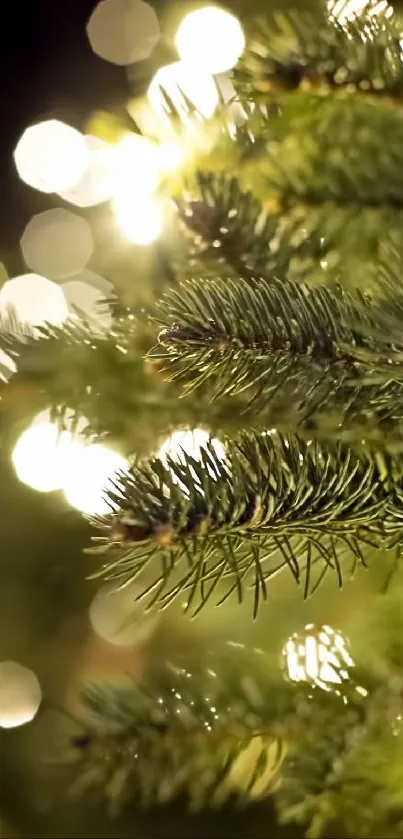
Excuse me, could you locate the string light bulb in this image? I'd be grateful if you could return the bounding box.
[282,624,354,691]
[175,7,245,75]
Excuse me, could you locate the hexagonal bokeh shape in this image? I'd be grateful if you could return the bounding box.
[59,136,114,207]
[0,661,42,729]
[21,209,94,280]
[62,278,113,330]
[13,119,88,194]
[87,0,160,66]
[0,274,68,328]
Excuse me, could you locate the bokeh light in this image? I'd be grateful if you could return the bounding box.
[59,136,115,207]
[112,133,159,196]
[89,583,160,646]
[158,428,225,494]
[0,662,42,729]
[87,0,160,66]
[0,274,68,328]
[156,139,184,172]
[14,120,88,194]
[283,624,354,691]
[62,279,112,329]
[148,62,219,125]
[113,193,163,245]
[175,7,245,75]
[62,443,128,515]
[12,420,76,493]
[21,209,94,280]
[12,408,127,513]
[62,268,113,297]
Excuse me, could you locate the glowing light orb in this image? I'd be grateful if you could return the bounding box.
[156,139,184,172]
[59,136,115,207]
[14,120,88,194]
[89,583,160,647]
[12,421,74,493]
[112,133,159,198]
[21,209,94,280]
[0,274,68,328]
[175,7,245,75]
[158,428,225,494]
[87,0,160,66]
[148,61,219,125]
[62,443,128,515]
[113,193,163,245]
[0,661,42,729]
[62,279,112,329]
[282,624,354,691]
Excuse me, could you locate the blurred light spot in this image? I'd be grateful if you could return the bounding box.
[87,0,160,66]
[14,120,88,194]
[62,280,112,329]
[148,62,219,125]
[12,421,77,492]
[21,209,94,280]
[0,274,68,328]
[175,7,245,75]
[89,583,159,646]
[59,136,115,207]
[62,443,128,515]
[112,133,159,196]
[114,193,163,245]
[283,625,354,691]
[158,428,225,494]
[0,662,42,729]
[156,139,184,172]
[0,350,17,382]
[62,269,113,297]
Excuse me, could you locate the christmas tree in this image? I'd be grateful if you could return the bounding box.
[3,0,403,836]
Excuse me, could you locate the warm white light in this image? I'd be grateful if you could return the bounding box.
[283,624,354,691]
[158,428,225,465]
[87,0,160,65]
[148,61,219,125]
[62,443,128,515]
[59,136,115,207]
[114,193,163,245]
[112,134,159,196]
[0,350,17,382]
[175,7,245,75]
[12,422,74,492]
[158,428,225,493]
[0,274,68,328]
[62,269,113,297]
[89,583,159,646]
[0,662,42,729]
[328,0,392,21]
[14,120,88,194]
[21,209,94,280]
[156,139,184,172]
[62,279,112,330]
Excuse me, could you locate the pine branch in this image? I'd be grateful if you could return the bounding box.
[235,8,403,101]
[88,429,403,616]
[155,276,403,434]
[174,172,327,283]
[68,643,356,815]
